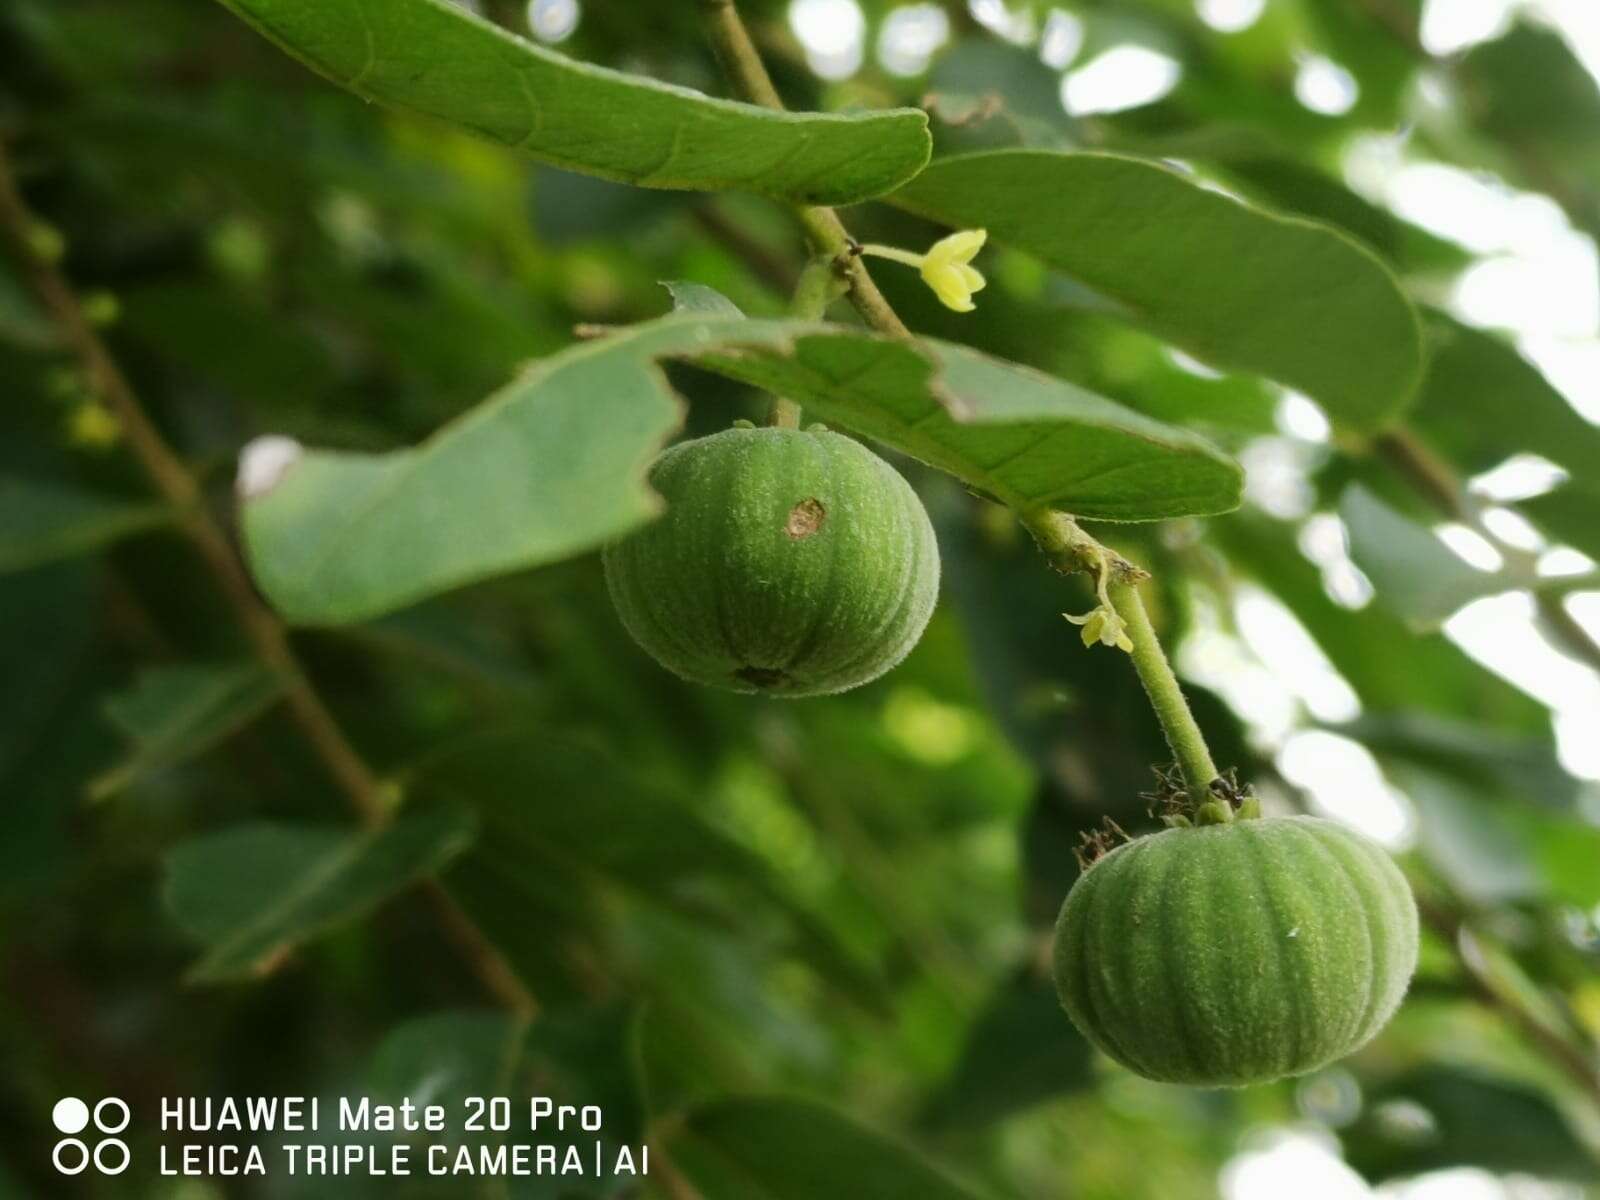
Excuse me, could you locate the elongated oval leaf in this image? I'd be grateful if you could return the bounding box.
[164,805,477,982]
[1340,485,1510,628]
[892,150,1425,432]
[90,661,283,802]
[241,316,1240,624]
[672,1097,993,1200]
[213,0,930,205]
[695,331,1242,520]
[0,476,168,574]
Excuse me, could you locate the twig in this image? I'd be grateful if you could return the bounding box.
[0,139,536,1019]
[1417,896,1600,1107]
[697,0,911,339]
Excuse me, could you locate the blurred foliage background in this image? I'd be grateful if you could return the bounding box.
[2,0,1600,1197]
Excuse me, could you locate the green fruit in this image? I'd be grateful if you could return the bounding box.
[602,425,939,697]
[1053,815,1417,1087]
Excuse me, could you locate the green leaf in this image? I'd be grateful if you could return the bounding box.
[1523,482,1600,565]
[365,1005,647,1199]
[163,806,477,982]
[891,150,1424,432]
[1410,316,1600,481]
[1339,485,1508,628]
[243,316,1240,625]
[368,1011,523,1106]
[416,729,882,1009]
[1344,1067,1599,1183]
[239,318,712,625]
[1340,710,1577,811]
[0,476,168,574]
[696,331,1242,520]
[663,280,745,318]
[212,0,930,205]
[90,661,283,801]
[673,1097,993,1200]
[1396,768,1542,907]
[1214,514,1546,730]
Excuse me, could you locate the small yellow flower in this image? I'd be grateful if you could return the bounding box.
[918,228,987,312]
[1063,542,1134,653]
[1065,605,1133,653]
[859,228,988,313]
[67,401,121,449]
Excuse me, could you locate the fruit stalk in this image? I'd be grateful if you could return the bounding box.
[768,257,844,428]
[1107,578,1220,802]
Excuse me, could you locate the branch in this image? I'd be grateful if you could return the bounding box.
[1377,428,1600,676]
[697,0,911,339]
[0,140,536,1019]
[1418,895,1600,1108]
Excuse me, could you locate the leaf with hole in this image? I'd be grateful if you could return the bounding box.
[241,316,1241,625]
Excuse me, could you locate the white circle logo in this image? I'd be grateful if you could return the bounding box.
[51,1098,90,1136]
[51,1097,131,1175]
[94,1139,131,1175]
[51,1139,89,1176]
[94,1098,130,1134]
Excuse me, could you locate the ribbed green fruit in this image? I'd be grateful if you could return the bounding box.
[1053,815,1417,1087]
[602,425,939,697]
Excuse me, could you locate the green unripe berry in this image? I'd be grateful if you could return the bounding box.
[1053,814,1418,1087]
[603,425,940,697]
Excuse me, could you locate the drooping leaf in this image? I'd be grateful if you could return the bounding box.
[696,330,1243,520]
[90,661,283,801]
[673,1097,994,1200]
[242,316,1240,625]
[1339,485,1508,628]
[0,476,168,574]
[892,150,1424,432]
[211,0,930,205]
[163,805,477,982]
[239,317,712,626]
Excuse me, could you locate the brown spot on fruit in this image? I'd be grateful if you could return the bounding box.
[785,498,826,540]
